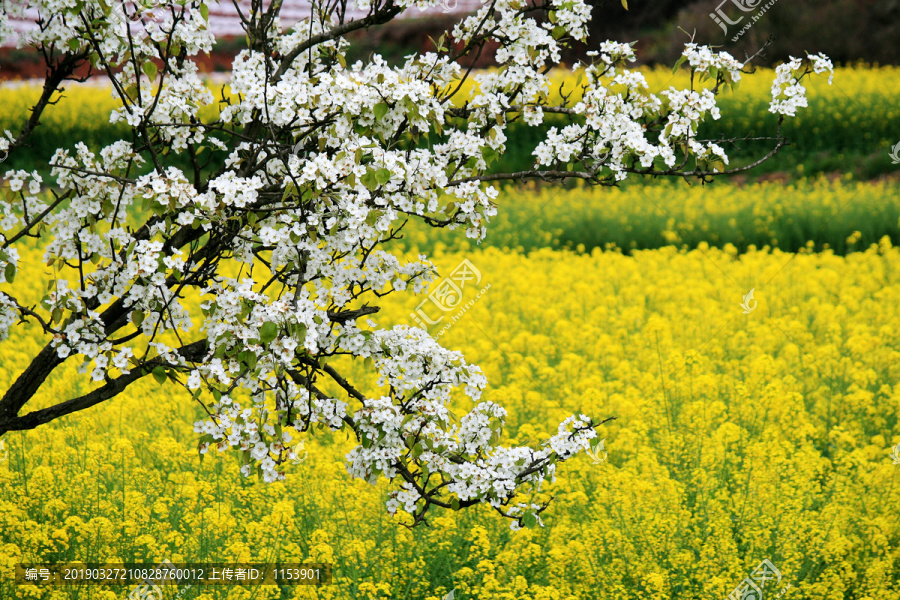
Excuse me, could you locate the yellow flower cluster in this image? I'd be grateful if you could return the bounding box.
[444,65,900,166]
[2,233,900,599]
[446,64,900,109]
[0,82,121,138]
[398,177,900,256]
[1,65,894,136]
[0,82,227,132]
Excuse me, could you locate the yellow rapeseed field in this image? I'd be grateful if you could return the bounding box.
[445,64,900,105]
[1,57,898,600]
[2,233,900,599]
[1,65,896,134]
[398,177,900,255]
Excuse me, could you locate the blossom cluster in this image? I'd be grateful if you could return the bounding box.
[769,53,834,116]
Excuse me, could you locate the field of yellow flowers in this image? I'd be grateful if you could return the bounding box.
[398,178,900,255]
[2,231,900,599]
[2,65,898,179]
[468,65,900,176]
[2,62,900,599]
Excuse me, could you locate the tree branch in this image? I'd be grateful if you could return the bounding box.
[273,1,402,82]
[327,306,379,323]
[0,340,208,434]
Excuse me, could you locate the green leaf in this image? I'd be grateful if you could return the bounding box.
[361,169,378,191]
[375,168,392,185]
[523,512,538,528]
[365,208,384,227]
[374,102,389,120]
[411,443,424,458]
[451,497,460,511]
[490,428,503,445]
[481,146,500,165]
[4,262,14,284]
[151,200,166,215]
[281,182,296,202]
[199,3,209,20]
[260,321,278,344]
[131,310,145,328]
[142,60,158,80]
[620,0,628,9]
[152,366,167,385]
